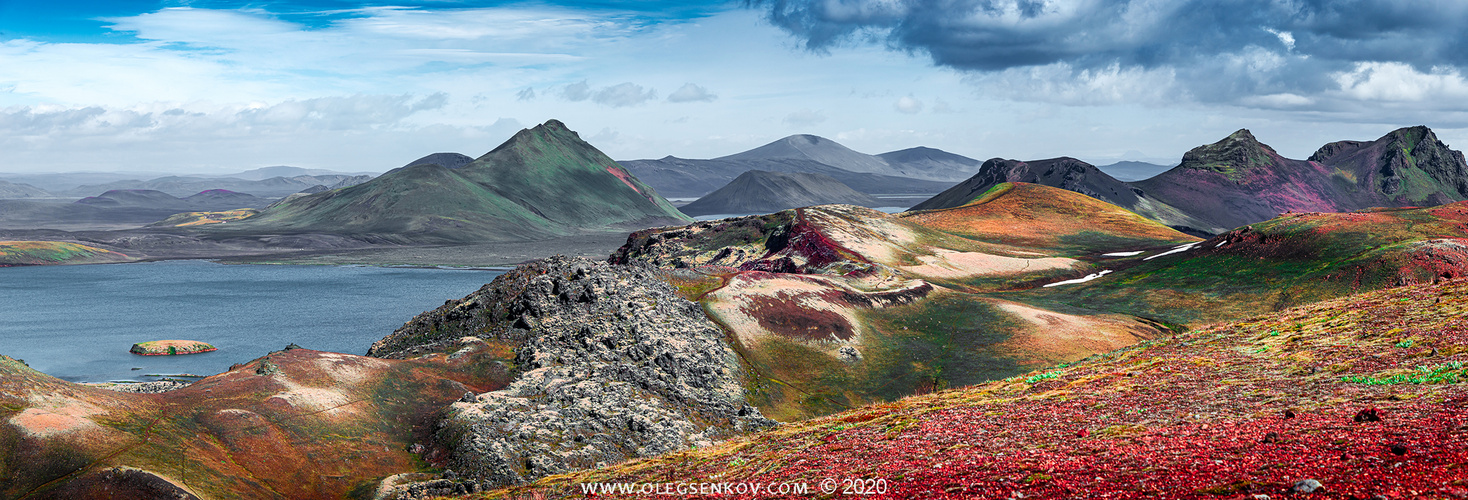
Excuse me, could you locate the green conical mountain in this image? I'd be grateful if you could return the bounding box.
[232,120,691,243]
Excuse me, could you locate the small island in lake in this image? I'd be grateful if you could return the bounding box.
[129,340,217,356]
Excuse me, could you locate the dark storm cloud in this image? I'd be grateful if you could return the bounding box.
[749,0,1468,105]
[750,0,1468,71]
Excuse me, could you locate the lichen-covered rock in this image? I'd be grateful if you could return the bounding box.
[371,256,774,489]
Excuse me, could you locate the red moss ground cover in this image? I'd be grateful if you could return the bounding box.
[488,278,1468,499]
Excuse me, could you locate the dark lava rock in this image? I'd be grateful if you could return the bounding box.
[371,256,774,491]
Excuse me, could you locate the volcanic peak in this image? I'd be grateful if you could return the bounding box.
[1176,128,1281,179]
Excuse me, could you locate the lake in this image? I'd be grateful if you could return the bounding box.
[0,260,504,383]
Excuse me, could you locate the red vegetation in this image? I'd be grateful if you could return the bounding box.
[505,278,1468,499]
[743,295,854,341]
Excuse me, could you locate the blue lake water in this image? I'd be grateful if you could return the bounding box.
[0,260,503,383]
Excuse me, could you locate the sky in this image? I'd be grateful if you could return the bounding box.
[1,0,1466,174]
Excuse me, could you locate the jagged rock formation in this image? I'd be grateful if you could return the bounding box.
[678,170,881,216]
[369,256,774,491]
[915,127,1468,235]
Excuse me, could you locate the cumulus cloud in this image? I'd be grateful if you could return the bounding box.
[783,109,826,128]
[894,96,923,114]
[557,81,657,106]
[0,96,516,172]
[593,82,657,107]
[560,81,592,101]
[0,93,447,140]
[667,83,717,103]
[751,0,1468,106]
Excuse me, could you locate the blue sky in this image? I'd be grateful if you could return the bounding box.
[1,0,1466,174]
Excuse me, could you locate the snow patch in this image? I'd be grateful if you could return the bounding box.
[1143,242,1201,261]
[1042,270,1112,287]
[1101,251,1145,257]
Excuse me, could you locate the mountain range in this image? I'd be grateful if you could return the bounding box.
[677,170,881,216]
[225,120,692,243]
[619,135,970,199]
[915,126,1468,235]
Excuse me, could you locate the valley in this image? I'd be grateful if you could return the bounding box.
[4,122,1468,499]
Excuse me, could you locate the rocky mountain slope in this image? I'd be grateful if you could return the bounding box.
[909,157,1213,234]
[677,170,881,216]
[367,256,774,494]
[228,120,692,244]
[508,277,1468,499]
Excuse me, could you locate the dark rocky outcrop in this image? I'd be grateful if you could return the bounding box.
[369,256,774,491]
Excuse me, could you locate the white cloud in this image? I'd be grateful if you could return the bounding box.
[894,96,923,114]
[1265,28,1295,51]
[1332,62,1468,103]
[667,83,717,103]
[969,62,1182,106]
[0,94,468,171]
[783,109,827,128]
[592,82,657,107]
[931,97,955,113]
[560,81,592,101]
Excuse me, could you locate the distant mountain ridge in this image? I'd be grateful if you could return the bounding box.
[0,180,54,199]
[229,120,691,243]
[620,135,977,199]
[678,170,881,216]
[913,126,1468,234]
[65,174,374,199]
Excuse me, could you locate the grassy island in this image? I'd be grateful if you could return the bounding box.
[129,340,217,356]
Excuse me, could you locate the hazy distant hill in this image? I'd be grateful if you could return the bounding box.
[0,189,272,229]
[1096,161,1172,181]
[228,166,368,180]
[230,120,691,243]
[678,170,880,216]
[621,135,969,199]
[0,180,54,199]
[64,174,373,199]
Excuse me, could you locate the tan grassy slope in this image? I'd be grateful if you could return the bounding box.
[493,278,1468,499]
[0,241,132,266]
